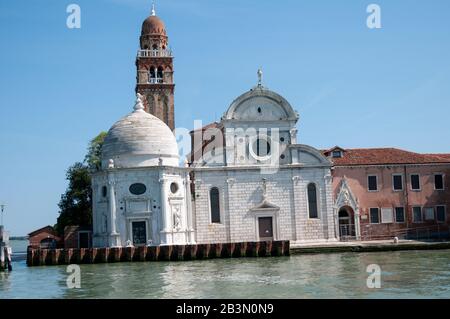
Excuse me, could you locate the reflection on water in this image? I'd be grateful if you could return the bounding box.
[1,250,449,299]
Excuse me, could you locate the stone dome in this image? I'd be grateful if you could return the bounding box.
[141,15,166,36]
[102,94,179,169]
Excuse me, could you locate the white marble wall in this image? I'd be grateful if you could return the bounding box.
[92,167,194,247]
[193,167,337,244]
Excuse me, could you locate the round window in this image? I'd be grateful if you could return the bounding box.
[129,183,146,195]
[250,137,271,159]
[170,182,179,194]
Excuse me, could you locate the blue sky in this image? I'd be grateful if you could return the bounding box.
[1,0,449,235]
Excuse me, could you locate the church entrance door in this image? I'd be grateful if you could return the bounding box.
[338,208,356,241]
[132,221,147,246]
[258,217,274,241]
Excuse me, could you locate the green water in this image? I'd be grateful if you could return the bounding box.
[1,242,450,299]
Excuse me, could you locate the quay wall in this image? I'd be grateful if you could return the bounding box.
[26,241,290,267]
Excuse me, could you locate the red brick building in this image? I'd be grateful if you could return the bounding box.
[28,226,62,249]
[325,147,450,241]
[64,226,92,249]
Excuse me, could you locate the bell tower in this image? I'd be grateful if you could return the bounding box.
[136,4,175,130]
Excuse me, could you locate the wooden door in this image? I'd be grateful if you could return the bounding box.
[258,217,274,241]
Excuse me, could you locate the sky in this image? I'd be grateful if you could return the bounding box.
[0,0,449,236]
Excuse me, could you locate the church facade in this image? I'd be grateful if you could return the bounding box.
[91,7,337,248]
[91,6,450,248]
[189,83,336,245]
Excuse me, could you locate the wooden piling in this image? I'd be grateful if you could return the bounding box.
[26,240,291,267]
[159,245,172,261]
[135,246,146,262]
[195,244,206,259]
[146,246,158,261]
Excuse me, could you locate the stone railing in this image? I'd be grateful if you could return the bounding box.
[137,49,172,58]
[149,78,164,84]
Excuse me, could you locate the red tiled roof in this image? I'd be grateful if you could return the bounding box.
[28,225,57,237]
[189,122,222,134]
[325,148,450,166]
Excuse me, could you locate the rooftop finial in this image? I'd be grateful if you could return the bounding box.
[257,68,263,87]
[134,93,145,111]
[151,1,156,16]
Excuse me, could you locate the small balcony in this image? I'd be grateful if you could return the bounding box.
[148,78,164,84]
[137,49,173,58]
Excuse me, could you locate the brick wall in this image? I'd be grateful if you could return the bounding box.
[333,164,450,239]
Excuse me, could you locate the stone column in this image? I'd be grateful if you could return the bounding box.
[107,173,120,247]
[184,173,195,244]
[159,176,171,245]
[334,206,340,241]
[324,172,335,240]
[291,176,299,241]
[354,209,361,241]
[225,177,234,243]
[290,128,298,144]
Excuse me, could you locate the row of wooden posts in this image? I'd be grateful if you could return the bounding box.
[27,241,290,267]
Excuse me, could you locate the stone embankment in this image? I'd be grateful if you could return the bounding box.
[27,241,290,267]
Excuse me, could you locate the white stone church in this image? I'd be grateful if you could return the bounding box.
[91,7,338,248]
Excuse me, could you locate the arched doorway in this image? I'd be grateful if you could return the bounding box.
[338,207,356,240]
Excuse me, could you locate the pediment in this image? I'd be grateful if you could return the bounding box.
[335,177,359,210]
[250,200,280,211]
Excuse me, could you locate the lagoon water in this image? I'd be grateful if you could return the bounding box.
[1,240,450,299]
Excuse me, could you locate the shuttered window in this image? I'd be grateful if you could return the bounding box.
[435,174,444,190]
[410,174,420,190]
[436,206,446,222]
[368,176,378,191]
[370,208,380,224]
[393,175,403,191]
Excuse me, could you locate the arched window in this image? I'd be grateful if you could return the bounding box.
[149,66,156,83]
[307,183,319,219]
[210,187,221,223]
[157,66,164,81]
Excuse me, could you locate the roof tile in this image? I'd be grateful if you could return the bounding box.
[325,148,450,166]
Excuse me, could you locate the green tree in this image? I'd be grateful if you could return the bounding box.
[55,162,92,235]
[55,132,107,235]
[85,131,107,171]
